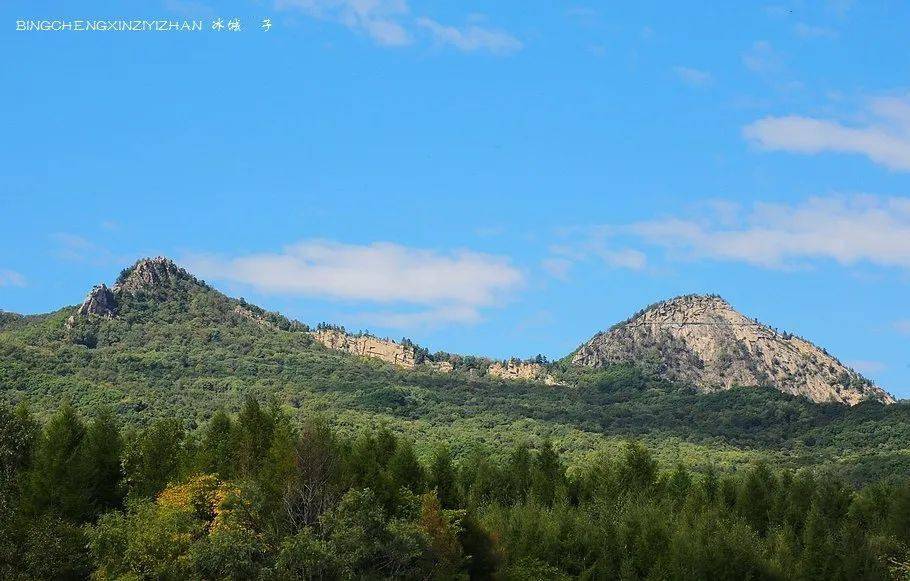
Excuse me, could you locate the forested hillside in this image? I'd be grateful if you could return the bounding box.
[1,258,910,485]
[3,398,910,579]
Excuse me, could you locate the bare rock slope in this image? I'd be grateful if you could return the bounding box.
[75,284,117,318]
[487,359,560,385]
[311,328,421,369]
[572,294,894,405]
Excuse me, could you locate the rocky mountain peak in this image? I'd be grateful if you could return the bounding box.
[616,294,737,328]
[75,284,117,318]
[574,294,895,405]
[114,256,199,293]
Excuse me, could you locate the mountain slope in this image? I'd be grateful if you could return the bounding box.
[3,257,910,483]
[572,294,893,405]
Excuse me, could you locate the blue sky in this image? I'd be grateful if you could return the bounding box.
[3,1,910,395]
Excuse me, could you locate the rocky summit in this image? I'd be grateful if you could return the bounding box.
[572,294,894,405]
[75,284,118,318]
[115,256,198,293]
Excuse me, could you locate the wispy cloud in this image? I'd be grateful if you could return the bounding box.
[794,22,837,39]
[541,257,573,280]
[673,66,713,87]
[542,236,646,281]
[827,0,854,18]
[359,305,483,328]
[416,18,522,54]
[52,233,134,267]
[848,360,886,375]
[894,320,910,336]
[185,240,523,328]
[742,40,782,73]
[744,95,910,171]
[276,0,411,46]
[275,0,521,53]
[0,269,26,287]
[598,248,648,270]
[618,195,910,270]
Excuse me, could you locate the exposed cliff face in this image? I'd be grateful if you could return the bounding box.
[115,256,198,294]
[572,294,894,405]
[309,329,459,373]
[311,329,419,368]
[487,360,561,386]
[310,329,564,384]
[309,330,556,380]
[75,284,118,318]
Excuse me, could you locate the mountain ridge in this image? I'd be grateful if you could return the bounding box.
[52,257,898,405]
[5,256,910,485]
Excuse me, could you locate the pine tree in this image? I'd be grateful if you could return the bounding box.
[81,409,124,514]
[123,419,185,498]
[419,491,463,576]
[506,441,533,503]
[197,409,235,478]
[26,403,90,521]
[234,395,276,477]
[0,402,38,495]
[429,446,459,509]
[620,441,657,494]
[531,439,564,506]
[388,439,424,493]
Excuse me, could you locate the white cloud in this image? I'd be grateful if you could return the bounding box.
[794,23,837,39]
[673,66,712,87]
[541,257,573,280]
[186,240,523,328]
[416,17,522,54]
[827,0,854,17]
[275,0,411,46]
[597,248,647,270]
[623,195,910,269]
[54,233,95,260]
[275,0,522,53]
[0,269,26,287]
[742,40,781,73]
[52,232,149,268]
[542,239,645,281]
[872,95,910,127]
[744,96,910,171]
[848,360,886,375]
[359,305,482,328]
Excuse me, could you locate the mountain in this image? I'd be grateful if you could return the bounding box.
[22,258,898,408]
[66,256,307,335]
[572,294,893,406]
[8,256,895,405]
[3,256,910,483]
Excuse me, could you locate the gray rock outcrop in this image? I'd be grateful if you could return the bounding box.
[572,294,894,405]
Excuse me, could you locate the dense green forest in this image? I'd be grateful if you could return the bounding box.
[3,397,910,580]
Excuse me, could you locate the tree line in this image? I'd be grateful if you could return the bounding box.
[2,397,910,579]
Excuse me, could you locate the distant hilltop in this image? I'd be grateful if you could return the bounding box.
[572,294,893,405]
